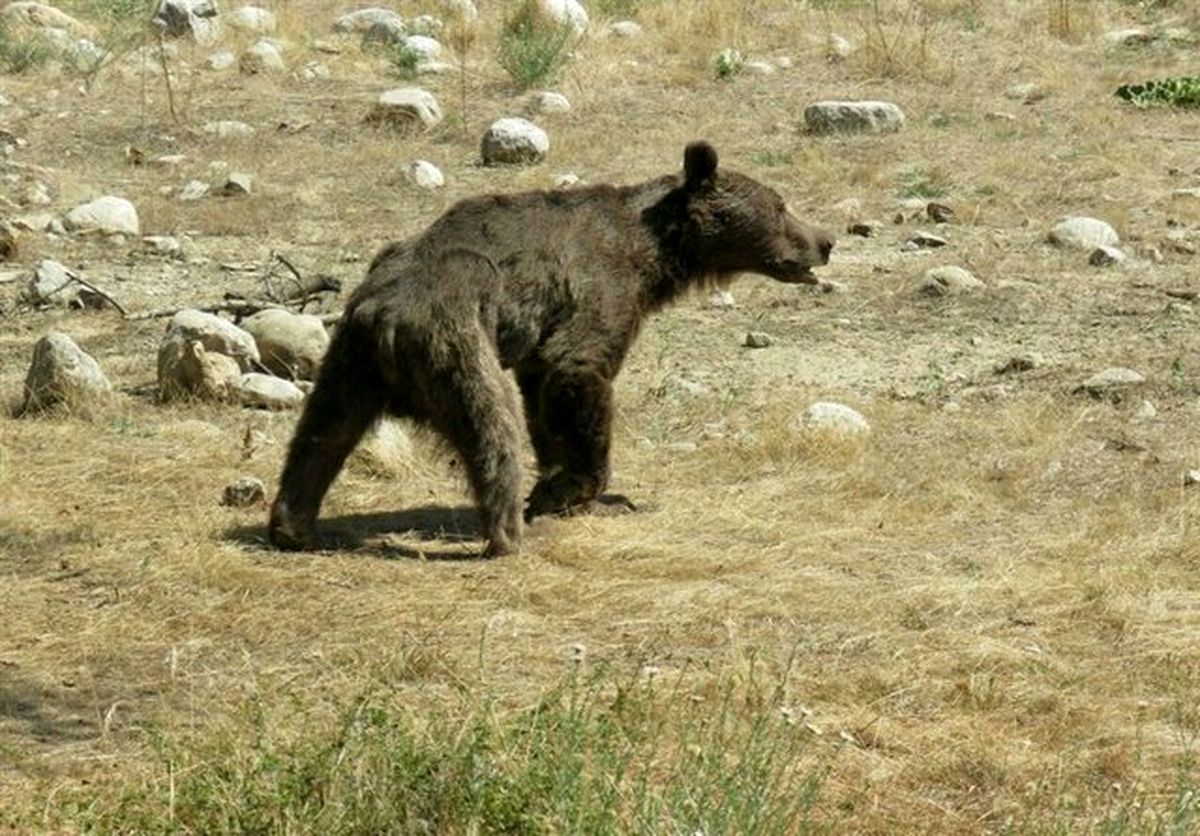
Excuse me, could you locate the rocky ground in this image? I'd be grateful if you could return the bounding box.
[2,0,1200,831]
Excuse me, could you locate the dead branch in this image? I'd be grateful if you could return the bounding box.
[65,271,128,316]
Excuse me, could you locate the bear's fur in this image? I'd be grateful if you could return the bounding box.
[269,141,834,557]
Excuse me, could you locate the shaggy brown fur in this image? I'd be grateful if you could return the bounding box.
[269,141,834,557]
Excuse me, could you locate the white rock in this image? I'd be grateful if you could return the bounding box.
[202,120,256,138]
[408,14,443,36]
[219,171,254,196]
[21,332,112,415]
[2,2,92,37]
[1088,245,1127,266]
[240,39,284,74]
[1185,470,1200,487]
[63,196,139,236]
[797,402,870,435]
[143,235,183,257]
[153,0,220,44]
[553,172,580,188]
[746,60,776,75]
[744,331,772,348]
[1078,367,1145,395]
[406,159,444,189]
[402,34,441,61]
[179,179,210,201]
[222,476,266,507]
[804,101,905,134]
[350,419,415,476]
[919,265,983,296]
[481,117,549,166]
[158,310,259,400]
[1006,82,1046,103]
[24,259,77,306]
[177,340,243,401]
[237,372,305,410]
[827,33,854,61]
[228,5,276,34]
[367,87,443,132]
[1135,400,1157,421]
[527,91,570,114]
[536,0,587,33]
[1048,216,1119,250]
[708,289,736,309]
[1102,28,1153,47]
[240,309,330,381]
[332,8,404,33]
[606,20,642,38]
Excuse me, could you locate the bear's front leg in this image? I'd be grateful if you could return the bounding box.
[523,370,635,522]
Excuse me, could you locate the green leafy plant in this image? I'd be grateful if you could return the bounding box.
[498,0,576,88]
[1116,76,1200,109]
[714,46,744,80]
[0,21,55,74]
[390,41,423,79]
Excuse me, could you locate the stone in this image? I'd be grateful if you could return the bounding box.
[21,332,112,415]
[1006,82,1046,104]
[206,49,236,70]
[228,5,276,34]
[919,265,982,296]
[0,222,15,261]
[743,331,772,348]
[994,353,1042,375]
[12,212,53,232]
[1088,245,1126,266]
[526,91,570,114]
[481,117,549,166]
[350,419,415,476]
[202,120,256,139]
[366,87,443,132]
[536,0,588,33]
[1185,470,1200,487]
[240,40,284,74]
[142,235,183,257]
[240,308,329,380]
[606,20,642,38]
[745,60,776,75]
[408,13,443,36]
[907,230,949,249]
[926,202,954,223]
[1076,367,1145,397]
[846,221,877,238]
[219,171,254,196]
[796,402,870,435]
[406,159,444,189]
[827,33,853,62]
[333,8,404,34]
[158,309,260,401]
[2,2,93,37]
[24,259,78,307]
[178,340,242,401]
[179,180,210,201]
[1134,400,1157,421]
[63,196,139,236]
[708,289,736,309]
[236,372,305,410]
[1102,28,1153,47]
[1048,216,1119,250]
[153,0,220,44]
[402,34,441,62]
[804,101,905,135]
[553,173,580,188]
[222,476,266,507]
[360,18,405,47]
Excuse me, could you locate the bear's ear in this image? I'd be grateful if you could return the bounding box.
[684,141,718,187]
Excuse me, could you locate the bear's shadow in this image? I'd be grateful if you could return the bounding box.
[226,505,488,562]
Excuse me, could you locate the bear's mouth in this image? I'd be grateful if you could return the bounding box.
[766,259,819,285]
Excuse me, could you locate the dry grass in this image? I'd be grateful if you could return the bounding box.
[3,0,1200,831]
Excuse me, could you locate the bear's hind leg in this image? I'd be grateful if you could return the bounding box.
[423,330,524,558]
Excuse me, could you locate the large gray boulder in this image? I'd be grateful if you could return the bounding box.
[152,0,220,44]
[1047,216,1119,251]
[240,308,330,381]
[366,88,443,132]
[63,196,140,236]
[481,118,549,166]
[804,101,905,134]
[21,332,112,415]
[158,309,259,401]
[236,372,305,410]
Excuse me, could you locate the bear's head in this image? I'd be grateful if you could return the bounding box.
[680,141,834,285]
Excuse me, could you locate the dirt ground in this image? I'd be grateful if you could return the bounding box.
[2,0,1200,831]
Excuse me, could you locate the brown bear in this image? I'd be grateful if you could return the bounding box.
[269,140,834,557]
